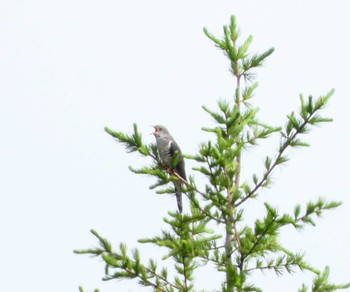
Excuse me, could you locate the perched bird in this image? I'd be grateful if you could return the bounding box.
[153,125,186,213]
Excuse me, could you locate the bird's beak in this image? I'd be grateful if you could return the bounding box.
[150,126,157,136]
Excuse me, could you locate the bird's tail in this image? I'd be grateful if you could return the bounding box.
[174,181,183,213]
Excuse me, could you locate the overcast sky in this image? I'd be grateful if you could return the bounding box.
[1,1,349,291]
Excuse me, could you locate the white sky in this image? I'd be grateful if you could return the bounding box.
[1,1,349,291]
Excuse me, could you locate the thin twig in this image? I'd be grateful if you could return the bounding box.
[235,114,312,208]
[239,216,277,267]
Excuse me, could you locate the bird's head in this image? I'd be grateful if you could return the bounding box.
[153,125,169,138]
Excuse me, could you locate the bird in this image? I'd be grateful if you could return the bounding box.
[153,125,186,213]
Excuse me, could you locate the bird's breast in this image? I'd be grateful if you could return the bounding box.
[156,138,173,166]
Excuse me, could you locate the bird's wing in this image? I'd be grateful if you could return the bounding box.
[169,141,187,181]
[169,140,181,157]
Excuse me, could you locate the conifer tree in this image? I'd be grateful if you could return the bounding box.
[75,16,349,292]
